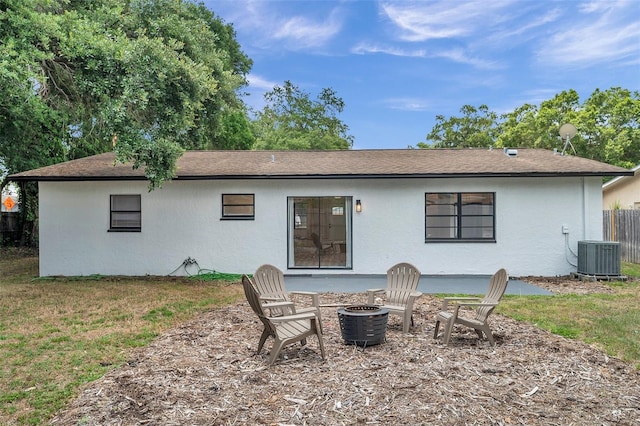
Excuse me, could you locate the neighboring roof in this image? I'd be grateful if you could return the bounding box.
[8,148,634,182]
[602,164,640,190]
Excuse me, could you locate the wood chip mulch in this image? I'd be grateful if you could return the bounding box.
[50,277,639,425]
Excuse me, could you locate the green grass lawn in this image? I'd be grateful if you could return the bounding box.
[1,248,638,425]
[0,248,244,425]
[497,263,640,368]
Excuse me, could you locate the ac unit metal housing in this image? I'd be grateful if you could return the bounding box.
[577,241,621,276]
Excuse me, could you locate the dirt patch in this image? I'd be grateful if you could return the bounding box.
[520,275,619,295]
[50,279,639,426]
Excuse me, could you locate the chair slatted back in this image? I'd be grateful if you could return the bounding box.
[386,262,421,305]
[254,264,288,301]
[242,275,275,333]
[476,268,508,321]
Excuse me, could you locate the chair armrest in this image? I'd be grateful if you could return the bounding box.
[289,291,321,307]
[443,296,481,301]
[290,291,318,296]
[366,288,385,304]
[400,291,424,312]
[262,301,295,315]
[269,311,317,323]
[446,302,498,319]
[441,296,480,310]
[449,302,498,319]
[406,290,422,303]
[454,302,498,308]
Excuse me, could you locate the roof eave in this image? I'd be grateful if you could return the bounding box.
[7,176,149,182]
[176,172,633,179]
[8,171,632,182]
[603,167,639,189]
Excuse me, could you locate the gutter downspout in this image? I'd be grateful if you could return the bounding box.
[582,177,588,239]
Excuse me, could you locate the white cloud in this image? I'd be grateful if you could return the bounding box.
[376,1,639,72]
[351,43,499,70]
[483,8,562,43]
[578,0,620,14]
[433,48,501,70]
[273,12,343,49]
[247,74,278,91]
[373,1,532,70]
[239,74,279,112]
[351,42,426,57]
[383,97,431,111]
[536,1,640,67]
[214,1,345,51]
[379,0,516,42]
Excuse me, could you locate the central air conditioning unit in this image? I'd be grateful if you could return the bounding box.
[577,241,621,276]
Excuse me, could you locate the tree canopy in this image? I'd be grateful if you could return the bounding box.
[418,87,640,170]
[0,0,252,190]
[253,80,353,150]
[423,104,498,149]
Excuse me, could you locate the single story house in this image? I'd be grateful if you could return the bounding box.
[602,164,640,210]
[8,148,632,278]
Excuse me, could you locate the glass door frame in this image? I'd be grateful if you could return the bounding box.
[287,196,353,269]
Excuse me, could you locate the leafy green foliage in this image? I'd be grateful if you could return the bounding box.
[0,0,252,190]
[253,80,354,150]
[419,87,640,169]
[577,87,640,169]
[1,0,253,245]
[210,107,255,150]
[419,104,498,148]
[497,89,582,150]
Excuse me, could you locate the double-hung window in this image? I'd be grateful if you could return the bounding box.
[110,194,141,231]
[221,194,255,220]
[425,192,495,241]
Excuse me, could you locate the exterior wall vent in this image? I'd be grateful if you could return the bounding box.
[577,241,621,276]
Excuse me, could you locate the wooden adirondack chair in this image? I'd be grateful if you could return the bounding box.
[253,264,323,330]
[366,262,422,333]
[433,268,509,346]
[242,275,326,365]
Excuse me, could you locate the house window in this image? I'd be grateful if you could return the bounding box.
[110,194,141,231]
[425,192,495,241]
[222,194,255,220]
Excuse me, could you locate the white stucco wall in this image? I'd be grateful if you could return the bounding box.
[38,176,603,277]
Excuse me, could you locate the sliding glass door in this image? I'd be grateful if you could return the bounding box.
[288,196,352,269]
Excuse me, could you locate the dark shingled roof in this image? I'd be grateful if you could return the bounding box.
[8,149,633,181]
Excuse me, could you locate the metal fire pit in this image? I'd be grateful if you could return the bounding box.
[337,305,389,347]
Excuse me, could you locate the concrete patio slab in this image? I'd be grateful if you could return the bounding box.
[284,274,553,296]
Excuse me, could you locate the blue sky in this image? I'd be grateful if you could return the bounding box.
[203,0,640,149]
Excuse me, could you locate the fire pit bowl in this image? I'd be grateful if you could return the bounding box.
[337,305,389,347]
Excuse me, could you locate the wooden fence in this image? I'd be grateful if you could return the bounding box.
[603,210,640,264]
